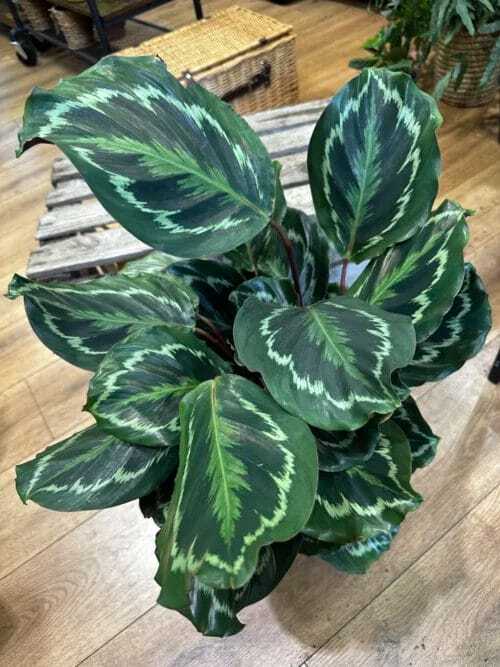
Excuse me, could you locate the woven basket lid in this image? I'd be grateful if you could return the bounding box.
[119,6,293,78]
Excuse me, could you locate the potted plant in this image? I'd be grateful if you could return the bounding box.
[352,0,499,106]
[432,0,500,106]
[8,57,491,637]
[351,0,433,81]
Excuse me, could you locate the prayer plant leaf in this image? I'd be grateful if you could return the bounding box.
[229,277,297,309]
[7,273,197,371]
[303,421,421,544]
[167,259,243,332]
[392,396,440,470]
[400,263,491,387]
[16,425,177,511]
[315,417,382,472]
[156,536,302,637]
[350,200,469,341]
[227,207,331,305]
[86,326,230,448]
[122,250,177,276]
[155,374,318,590]
[233,296,416,431]
[301,526,399,574]
[17,55,276,258]
[308,69,442,263]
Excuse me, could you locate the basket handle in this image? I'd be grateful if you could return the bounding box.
[181,61,272,102]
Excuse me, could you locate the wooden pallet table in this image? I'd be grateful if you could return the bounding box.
[27,99,327,281]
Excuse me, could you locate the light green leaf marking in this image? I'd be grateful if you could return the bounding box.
[234,295,416,430]
[155,374,318,590]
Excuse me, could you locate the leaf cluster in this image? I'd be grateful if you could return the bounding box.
[9,58,491,637]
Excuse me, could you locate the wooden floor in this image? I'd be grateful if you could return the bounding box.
[1,1,499,665]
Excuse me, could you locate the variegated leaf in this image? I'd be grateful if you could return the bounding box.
[229,277,297,309]
[7,273,197,371]
[167,259,243,332]
[122,250,177,276]
[156,374,318,590]
[301,525,399,574]
[233,296,416,430]
[86,326,230,448]
[350,200,469,341]
[308,69,442,262]
[400,263,491,387]
[18,56,276,258]
[303,421,421,544]
[16,425,176,511]
[392,397,440,470]
[315,418,381,472]
[227,207,331,305]
[156,536,302,637]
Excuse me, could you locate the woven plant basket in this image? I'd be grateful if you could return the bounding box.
[120,6,299,115]
[19,0,52,31]
[434,30,498,107]
[50,6,94,49]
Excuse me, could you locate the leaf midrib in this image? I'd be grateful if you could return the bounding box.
[79,135,268,220]
[348,115,378,257]
[209,379,235,543]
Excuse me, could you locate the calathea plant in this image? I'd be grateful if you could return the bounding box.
[9,57,491,637]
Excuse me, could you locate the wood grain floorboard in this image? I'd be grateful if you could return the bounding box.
[0,0,498,664]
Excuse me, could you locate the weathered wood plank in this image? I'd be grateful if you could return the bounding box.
[27,228,150,279]
[37,199,116,241]
[29,185,313,278]
[46,178,93,209]
[307,484,500,666]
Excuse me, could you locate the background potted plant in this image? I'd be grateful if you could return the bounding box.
[352,0,499,106]
[432,0,500,106]
[8,57,491,637]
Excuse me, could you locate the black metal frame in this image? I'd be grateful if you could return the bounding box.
[6,0,203,64]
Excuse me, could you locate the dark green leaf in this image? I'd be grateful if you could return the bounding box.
[308,69,442,263]
[350,200,469,341]
[167,259,243,332]
[301,525,399,574]
[86,326,230,448]
[227,207,331,305]
[315,418,382,472]
[400,263,491,387]
[156,536,302,637]
[18,56,276,258]
[7,273,197,371]
[229,277,297,309]
[234,296,416,430]
[156,374,318,590]
[16,425,176,511]
[391,397,440,470]
[121,250,177,276]
[304,421,421,544]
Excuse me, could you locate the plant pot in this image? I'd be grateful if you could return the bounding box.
[434,29,498,107]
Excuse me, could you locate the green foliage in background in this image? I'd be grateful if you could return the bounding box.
[353,0,500,95]
[9,58,491,637]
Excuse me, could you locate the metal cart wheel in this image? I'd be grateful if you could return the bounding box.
[10,28,38,66]
[32,34,52,52]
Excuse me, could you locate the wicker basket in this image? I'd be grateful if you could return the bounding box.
[120,6,299,114]
[19,0,52,31]
[434,30,498,107]
[49,7,94,49]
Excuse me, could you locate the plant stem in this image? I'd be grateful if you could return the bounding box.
[340,259,350,294]
[246,242,258,276]
[271,220,304,307]
[194,326,233,361]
